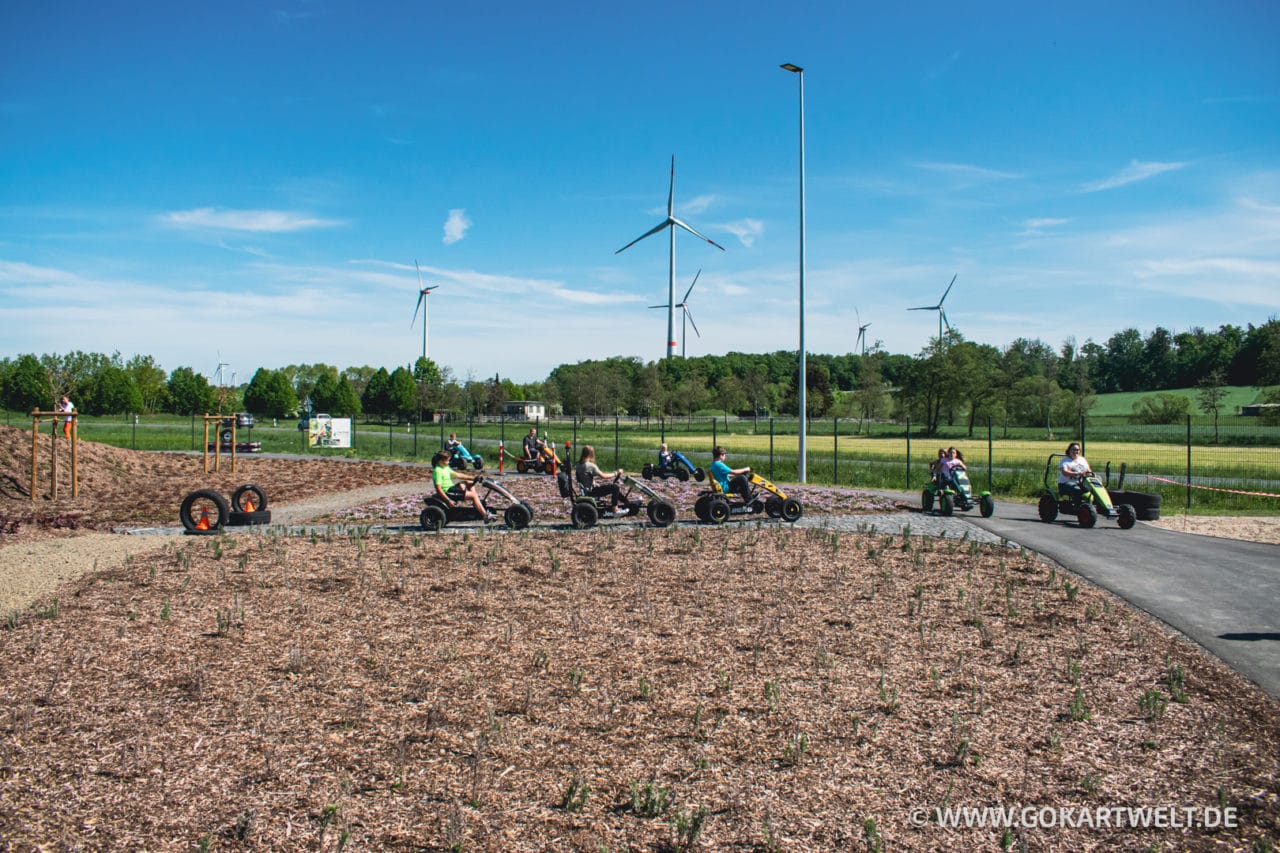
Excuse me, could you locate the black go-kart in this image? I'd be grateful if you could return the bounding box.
[1037,453,1136,530]
[641,450,706,482]
[694,471,802,524]
[420,475,533,531]
[556,468,677,529]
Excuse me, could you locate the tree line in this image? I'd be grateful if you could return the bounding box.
[2,320,1277,435]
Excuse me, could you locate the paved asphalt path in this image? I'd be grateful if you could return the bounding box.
[948,497,1280,699]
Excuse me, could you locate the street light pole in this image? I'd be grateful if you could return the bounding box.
[781,62,807,483]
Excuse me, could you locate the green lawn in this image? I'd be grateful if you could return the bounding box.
[1088,386,1264,417]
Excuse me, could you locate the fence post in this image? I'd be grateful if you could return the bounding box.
[439,417,445,449]
[468,412,473,448]
[660,416,665,444]
[769,418,775,479]
[1186,413,1192,509]
[1080,415,1086,457]
[573,416,578,450]
[987,415,993,492]
[389,421,393,456]
[413,419,417,457]
[614,412,620,470]
[906,417,911,490]
[833,415,839,485]
[712,417,717,452]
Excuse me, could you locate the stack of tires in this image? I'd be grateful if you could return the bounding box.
[179,484,272,534]
[1108,490,1162,521]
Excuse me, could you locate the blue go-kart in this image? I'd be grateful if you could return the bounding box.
[447,442,484,471]
[642,450,705,483]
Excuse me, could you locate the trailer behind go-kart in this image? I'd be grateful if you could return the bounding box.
[1037,453,1136,529]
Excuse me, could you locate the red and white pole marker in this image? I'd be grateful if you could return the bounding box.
[498,442,504,474]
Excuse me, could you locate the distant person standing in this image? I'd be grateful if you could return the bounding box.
[58,395,75,438]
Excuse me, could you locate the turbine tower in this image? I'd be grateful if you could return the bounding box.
[908,274,957,342]
[616,156,725,358]
[410,260,439,362]
[855,307,872,356]
[649,269,702,357]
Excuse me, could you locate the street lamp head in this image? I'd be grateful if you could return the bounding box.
[780,63,804,73]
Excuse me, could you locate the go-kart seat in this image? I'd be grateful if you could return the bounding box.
[556,470,575,499]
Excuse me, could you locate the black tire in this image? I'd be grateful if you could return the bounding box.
[707,498,730,525]
[979,494,995,518]
[765,496,782,518]
[693,494,710,522]
[180,489,229,535]
[1037,492,1058,523]
[231,484,269,513]
[921,488,934,512]
[1109,489,1161,521]
[228,509,272,526]
[517,459,528,474]
[220,428,233,445]
[1077,503,1098,529]
[648,501,676,527]
[693,467,706,482]
[420,505,447,532]
[472,456,484,471]
[642,464,654,480]
[1117,503,1136,530]
[571,502,598,530]
[675,467,689,482]
[939,493,954,517]
[504,503,532,530]
[781,498,803,523]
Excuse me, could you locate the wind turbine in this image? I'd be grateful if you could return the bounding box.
[616,156,725,359]
[410,260,439,362]
[855,307,872,356]
[908,274,957,342]
[650,269,702,357]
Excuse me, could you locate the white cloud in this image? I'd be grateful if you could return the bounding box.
[443,209,472,245]
[681,194,717,215]
[160,208,343,232]
[1081,160,1188,192]
[913,161,1022,181]
[718,218,764,248]
[1018,217,1070,236]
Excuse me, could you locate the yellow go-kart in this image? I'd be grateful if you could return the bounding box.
[694,470,802,524]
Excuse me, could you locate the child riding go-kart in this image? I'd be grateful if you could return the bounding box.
[642,445,705,482]
[446,439,485,471]
[694,449,801,524]
[420,474,533,531]
[922,467,994,517]
[1037,450,1136,529]
[555,467,677,529]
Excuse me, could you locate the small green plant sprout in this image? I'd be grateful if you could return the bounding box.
[637,676,654,701]
[630,779,671,818]
[34,598,59,620]
[763,679,782,713]
[1139,688,1168,723]
[1066,657,1082,685]
[558,771,590,812]
[1166,660,1189,703]
[1000,827,1015,850]
[159,600,171,622]
[877,673,900,714]
[1068,688,1091,722]
[671,805,709,850]
[1045,726,1063,752]
[863,816,883,853]
[1079,774,1099,796]
[568,666,585,694]
[781,728,809,767]
[1063,580,1079,602]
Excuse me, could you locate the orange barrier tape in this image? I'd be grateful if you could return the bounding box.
[1146,474,1280,499]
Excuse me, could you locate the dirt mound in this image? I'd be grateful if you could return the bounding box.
[0,424,430,537]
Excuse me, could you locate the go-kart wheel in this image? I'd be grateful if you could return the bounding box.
[693,467,705,482]
[220,428,234,445]
[763,496,781,517]
[420,505,447,532]
[979,494,995,518]
[1117,503,1136,530]
[921,488,934,513]
[642,464,654,480]
[1037,493,1058,523]
[1076,503,1098,529]
[939,494,954,517]
[647,501,676,527]
[694,494,711,522]
[504,503,532,530]
[571,501,598,529]
[472,456,484,470]
[179,489,229,535]
[517,459,528,473]
[707,497,730,524]
[780,498,803,523]
[676,467,689,482]
[625,500,642,517]
[231,483,268,513]
[750,500,765,514]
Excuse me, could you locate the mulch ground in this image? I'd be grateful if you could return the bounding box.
[2,523,1277,850]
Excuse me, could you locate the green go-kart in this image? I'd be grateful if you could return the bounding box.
[921,467,994,518]
[1037,453,1136,530]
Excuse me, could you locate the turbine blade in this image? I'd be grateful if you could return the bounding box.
[415,259,424,288]
[684,307,700,337]
[682,269,701,303]
[908,306,933,311]
[671,217,726,251]
[410,291,424,327]
[648,304,670,310]
[615,220,670,254]
[668,155,675,216]
[942,309,953,331]
[940,273,957,304]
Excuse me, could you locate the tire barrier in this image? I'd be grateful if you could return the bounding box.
[180,485,271,534]
[1107,489,1162,521]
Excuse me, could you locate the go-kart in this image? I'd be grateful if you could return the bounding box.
[516,439,561,474]
[921,468,994,517]
[420,475,533,531]
[1037,453,1136,529]
[693,470,802,524]
[555,468,677,529]
[641,450,705,482]
[447,441,485,471]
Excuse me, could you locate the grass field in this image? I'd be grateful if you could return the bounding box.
[1087,385,1264,417]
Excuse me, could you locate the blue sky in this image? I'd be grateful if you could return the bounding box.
[2,1,1278,384]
